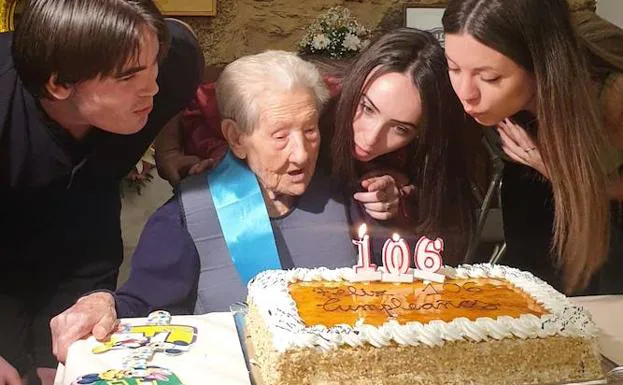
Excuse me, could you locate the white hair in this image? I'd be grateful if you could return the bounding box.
[215,50,329,133]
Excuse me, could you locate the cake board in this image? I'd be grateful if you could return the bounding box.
[234,310,263,385]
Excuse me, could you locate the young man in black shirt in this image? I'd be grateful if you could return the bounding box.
[0,1,203,383]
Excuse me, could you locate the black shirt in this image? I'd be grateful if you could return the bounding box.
[0,20,204,270]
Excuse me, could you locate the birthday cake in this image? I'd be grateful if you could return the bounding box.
[246,264,604,385]
[54,313,250,385]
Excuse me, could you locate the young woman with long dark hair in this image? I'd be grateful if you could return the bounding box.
[442,0,623,293]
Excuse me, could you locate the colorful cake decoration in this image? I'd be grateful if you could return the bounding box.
[73,366,183,385]
[76,311,196,385]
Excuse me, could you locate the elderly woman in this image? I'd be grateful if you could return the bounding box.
[49,50,357,362]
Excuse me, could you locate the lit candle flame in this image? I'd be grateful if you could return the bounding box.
[392,233,401,242]
[358,223,367,239]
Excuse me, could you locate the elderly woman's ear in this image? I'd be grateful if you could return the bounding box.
[221,118,247,159]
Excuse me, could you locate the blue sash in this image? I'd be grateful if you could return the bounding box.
[207,151,281,284]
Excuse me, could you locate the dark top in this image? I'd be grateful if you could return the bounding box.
[0,20,204,278]
[114,169,357,317]
[500,111,623,295]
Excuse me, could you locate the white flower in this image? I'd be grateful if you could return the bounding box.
[343,33,361,51]
[135,145,155,173]
[312,34,330,50]
[356,24,369,36]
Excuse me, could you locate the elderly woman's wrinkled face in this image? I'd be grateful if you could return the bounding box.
[240,88,320,197]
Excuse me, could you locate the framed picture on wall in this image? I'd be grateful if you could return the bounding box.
[154,0,216,16]
[0,0,24,32]
[404,4,446,46]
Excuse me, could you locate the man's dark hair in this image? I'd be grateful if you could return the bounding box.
[12,0,169,98]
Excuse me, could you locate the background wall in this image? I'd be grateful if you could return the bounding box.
[179,0,598,67]
[596,0,623,28]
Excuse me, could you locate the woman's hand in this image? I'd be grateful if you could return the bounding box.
[155,114,217,185]
[497,118,549,179]
[50,292,118,363]
[157,150,216,186]
[354,174,400,220]
[354,169,415,221]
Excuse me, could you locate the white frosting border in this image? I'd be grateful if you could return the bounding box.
[247,264,599,352]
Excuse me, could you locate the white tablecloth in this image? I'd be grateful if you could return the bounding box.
[572,295,623,365]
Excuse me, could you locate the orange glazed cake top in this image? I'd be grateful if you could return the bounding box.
[290,278,548,328]
[247,264,598,352]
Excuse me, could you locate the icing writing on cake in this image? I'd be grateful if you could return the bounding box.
[293,278,547,326]
[313,283,502,318]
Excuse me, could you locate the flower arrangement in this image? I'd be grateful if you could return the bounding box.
[299,6,371,59]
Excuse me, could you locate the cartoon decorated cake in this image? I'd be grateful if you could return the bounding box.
[54,313,250,385]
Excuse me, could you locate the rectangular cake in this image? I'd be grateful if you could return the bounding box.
[246,264,604,385]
